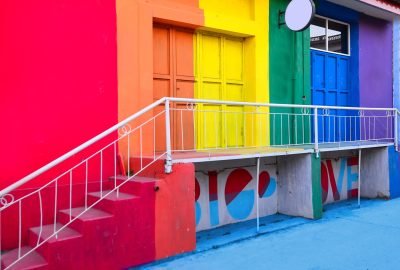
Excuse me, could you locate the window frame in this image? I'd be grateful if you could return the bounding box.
[310,15,351,57]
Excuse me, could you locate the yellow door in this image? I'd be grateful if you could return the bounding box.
[195,33,245,149]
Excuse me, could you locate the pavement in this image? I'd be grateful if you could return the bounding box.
[145,198,400,270]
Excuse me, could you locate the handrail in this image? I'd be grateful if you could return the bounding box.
[166,97,399,112]
[0,97,167,198]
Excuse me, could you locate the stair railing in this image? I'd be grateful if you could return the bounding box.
[0,97,171,269]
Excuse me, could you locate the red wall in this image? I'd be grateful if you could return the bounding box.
[0,0,118,190]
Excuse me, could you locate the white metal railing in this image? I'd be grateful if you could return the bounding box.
[0,97,399,269]
[0,97,170,269]
[165,97,398,159]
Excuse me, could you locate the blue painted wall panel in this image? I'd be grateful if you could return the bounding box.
[389,146,400,198]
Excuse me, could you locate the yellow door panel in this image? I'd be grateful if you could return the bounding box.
[225,83,242,101]
[225,39,243,82]
[226,106,244,147]
[202,82,221,100]
[203,105,222,148]
[196,32,245,149]
[201,35,221,80]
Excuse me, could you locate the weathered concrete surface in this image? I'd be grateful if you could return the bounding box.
[360,147,390,199]
[277,154,314,219]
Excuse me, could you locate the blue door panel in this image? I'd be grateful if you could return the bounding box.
[311,49,353,143]
[326,56,337,90]
[338,58,349,90]
[313,53,326,89]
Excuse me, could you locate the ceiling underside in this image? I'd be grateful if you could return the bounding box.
[327,0,400,20]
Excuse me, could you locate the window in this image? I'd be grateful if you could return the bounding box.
[310,16,350,55]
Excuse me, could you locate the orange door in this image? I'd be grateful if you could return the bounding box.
[153,24,194,152]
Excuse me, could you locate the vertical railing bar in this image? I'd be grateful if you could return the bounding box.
[69,171,72,222]
[244,107,247,147]
[114,142,118,198]
[252,111,255,146]
[322,113,325,144]
[338,117,347,147]
[272,113,275,146]
[333,113,336,143]
[387,113,389,141]
[193,106,196,151]
[280,113,283,146]
[140,126,143,170]
[314,107,319,156]
[236,112,238,148]
[328,111,331,143]
[287,114,291,145]
[308,114,312,144]
[363,114,367,141]
[153,117,156,160]
[18,201,22,259]
[302,113,305,145]
[54,178,58,237]
[180,110,184,151]
[100,150,103,197]
[85,161,88,209]
[368,116,371,141]
[128,131,131,176]
[225,110,228,149]
[36,190,43,247]
[295,113,298,145]
[203,109,206,149]
[374,116,376,141]
[360,114,362,142]
[258,108,261,147]
[165,100,172,173]
[344,115,347,142]
[215,111,218,149]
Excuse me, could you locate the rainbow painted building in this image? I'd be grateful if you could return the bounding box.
[1,0,400,269]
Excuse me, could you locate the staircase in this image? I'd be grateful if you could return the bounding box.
[2,174,160,270]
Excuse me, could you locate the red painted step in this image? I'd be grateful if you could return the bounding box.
[87,190,139,213]
[28,224,84,270]
[112,176,160,197]
[87,190,156,268]
[1,247,48,270]
[58,207,117,270]
[108,177,158,266]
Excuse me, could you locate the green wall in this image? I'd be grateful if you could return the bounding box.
[269,0,311,146]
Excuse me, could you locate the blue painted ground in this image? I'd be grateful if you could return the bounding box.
[145,199,400,270]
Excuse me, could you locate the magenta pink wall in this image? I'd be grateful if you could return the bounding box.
[0,1,118,190]
[359,15,393,108]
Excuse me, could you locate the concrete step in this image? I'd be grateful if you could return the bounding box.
[1,247,48,270]
[28,223,84,270]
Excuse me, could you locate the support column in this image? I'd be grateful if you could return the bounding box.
[360,147,390,199]
[277,153,322,219]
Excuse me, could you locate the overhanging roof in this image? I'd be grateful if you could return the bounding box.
[327,0,400,20]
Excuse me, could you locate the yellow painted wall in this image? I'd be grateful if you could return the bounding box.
[196,0,269,148]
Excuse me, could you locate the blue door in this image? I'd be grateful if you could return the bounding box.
[311,50,355,143]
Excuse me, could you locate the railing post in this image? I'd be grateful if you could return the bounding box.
[395,111,398,151]
[165,99,173,173]
[314,107,319,157]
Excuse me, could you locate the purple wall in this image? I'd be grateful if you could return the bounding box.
[359,15,393,108]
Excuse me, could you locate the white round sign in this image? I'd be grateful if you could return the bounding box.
[285,0,315,32]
